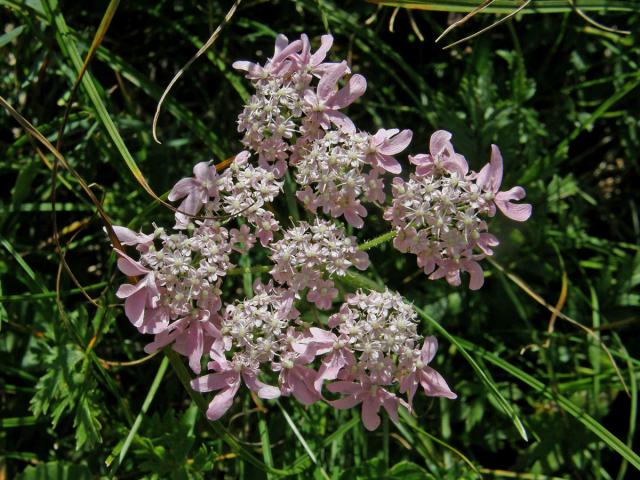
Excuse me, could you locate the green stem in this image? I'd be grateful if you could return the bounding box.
[358,230,397,251]
[106,355,169,473]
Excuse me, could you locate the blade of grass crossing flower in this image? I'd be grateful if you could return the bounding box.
[164,349,306,476]
[398,409,479,472]
[454,337,640,471]
[414,305,529,441]
[276,401,331,480]
[106,355,169,473]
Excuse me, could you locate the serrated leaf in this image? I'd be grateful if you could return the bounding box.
[74,390,103,450]
[30,344,84,422]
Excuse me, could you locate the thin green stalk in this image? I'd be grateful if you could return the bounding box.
[358,230,397,251]
[106,355,169,473]
[455,338,640,471]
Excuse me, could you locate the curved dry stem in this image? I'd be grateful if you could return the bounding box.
[443,0,531,50]
[436,0,496,43]
[488,256,630,397]
[568,0,631,35]
[152,0,242,144]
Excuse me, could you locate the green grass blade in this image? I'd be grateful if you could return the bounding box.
[366,0,637,13]
[106,355,169,473]
[414,305,529,441]
[39,0,160,200]
[455,337,640,471]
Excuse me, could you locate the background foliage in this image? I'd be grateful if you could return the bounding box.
[1,0,639,478]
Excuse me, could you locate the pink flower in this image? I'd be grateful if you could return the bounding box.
[230,224,256,253]
[329,194,367,228]
[191,352,281,421]
[409,130,468,177]
[328,380,408,431]
[276,352,322,405]
[476,145,532,222]
[398,336,457,405]
[168,162,218,227]
[114,250,160,329]
[306,279,338,310]
[295,34,337,76]
[429,249,486,290]
[303,61,366,133]
[232,34,303,80]
[363,170,386,204]
[295,328,356,392]
[364,129,413,174]
[112,226,155,252]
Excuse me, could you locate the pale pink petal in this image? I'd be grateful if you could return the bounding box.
[375,153,401,174]
[429,130,452,155]
[206,382,241,420]
[115,250,149,276]
[421,336,439,364]
[420,367,457,399]
[464,260,485,290]
[325,110,355,133]
[310,34,333,66]
[361,397,381,431]
[495,187,532,221]
[124,289,146,327]
[379,129,413,155]
[190,371,237,393]
[168,178,198,201]
[327,74,367,109]
[243,372,281,399]
[317,62,348,100]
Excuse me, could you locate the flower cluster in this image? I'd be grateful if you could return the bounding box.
[111,33,532,431]
[385,130,532,290]
[270,219,369,309]
[297,289,456,430]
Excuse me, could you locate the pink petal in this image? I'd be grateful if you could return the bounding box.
[421,336,439,364]
[429,130,452,156]
[206,382,241,420]
[327,380,362,395]
[495,187,532,222]
[192,161,211,181]
[464,260,485,290]
[361,397,382,431]
[317,62,348,100]
[168,178,197,202]
[329,395,361,410]
[243,372,281,399]
[327,74,367,109]
[191,372,237,393]
[115,250,149,276]
[379,129,413,155]
[310,34,333,66]
[124,289,147,327]
[325,110,355,133]
[420,367,457,399]
[375,153,401,174]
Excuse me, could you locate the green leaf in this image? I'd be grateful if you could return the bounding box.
[388,461,435,480]
[0,24,25,47]
[415,306,529,441]
[455,337,640,471]
[16,462,91,480]
[74,390,103,450]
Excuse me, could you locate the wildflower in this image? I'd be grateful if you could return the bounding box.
[476,145,532,221]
